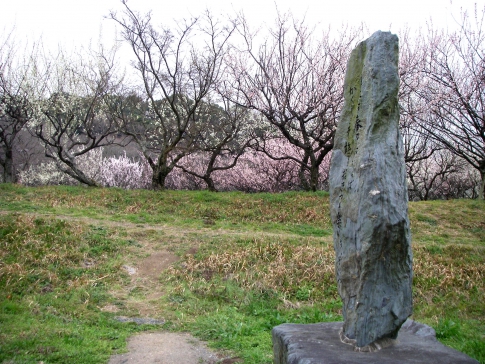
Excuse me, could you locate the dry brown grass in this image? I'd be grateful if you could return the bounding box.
[412,244,485,319]
[0,214,124,296]
[166,236,485,321]
[168,239,338,302]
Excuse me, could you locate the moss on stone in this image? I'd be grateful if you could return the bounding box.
[340,41,366,157]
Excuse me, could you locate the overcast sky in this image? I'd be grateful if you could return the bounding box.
[0,0,479,55]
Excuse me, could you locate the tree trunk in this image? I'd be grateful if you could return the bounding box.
[3,148,14,183]
[298,153,320,192]
[204,176,217,192]
[62,164,99,187]
[151,164,170,190]
[298,166,310,191]
[479,170,485,200]
[298,154,311,191]
[309,164,319,192]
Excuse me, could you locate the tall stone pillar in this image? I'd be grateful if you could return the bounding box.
[329,31,413,349]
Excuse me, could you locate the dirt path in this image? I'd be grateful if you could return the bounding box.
[104,249,242,364]
[108,332,222,364]
[100,235,235,363]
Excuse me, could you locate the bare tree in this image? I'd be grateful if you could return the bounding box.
[223,13,358,191]
[0,93,33,183]
[407,149,468,200]
[34,47,124,186]
[0,32,41,182]
[109,2,235,189]
[421,4,485,199]
[398,28,441,165]
[175,99,254,191]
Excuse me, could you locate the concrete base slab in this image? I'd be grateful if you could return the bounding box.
[272,320,479,364]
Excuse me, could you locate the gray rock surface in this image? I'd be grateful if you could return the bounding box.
[114,316,165,325]
[329,31,412,348]
[272,320,479,364]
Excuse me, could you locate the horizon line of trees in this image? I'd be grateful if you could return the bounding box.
[1,2,484,200]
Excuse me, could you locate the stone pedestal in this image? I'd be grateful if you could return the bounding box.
[272,320,479,364]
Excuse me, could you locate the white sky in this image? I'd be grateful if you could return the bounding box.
[0,0,480,57]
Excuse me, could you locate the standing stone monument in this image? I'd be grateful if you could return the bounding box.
[329,31,413,350]
[272,31,479,364]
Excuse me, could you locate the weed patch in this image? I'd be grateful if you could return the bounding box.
[168,238,337,302]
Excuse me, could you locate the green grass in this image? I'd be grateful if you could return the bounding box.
[0,184,484,363]
[0,185,332,230]
[0,212,162,363]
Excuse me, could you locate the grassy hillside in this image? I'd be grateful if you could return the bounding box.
[0,184,484,363]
